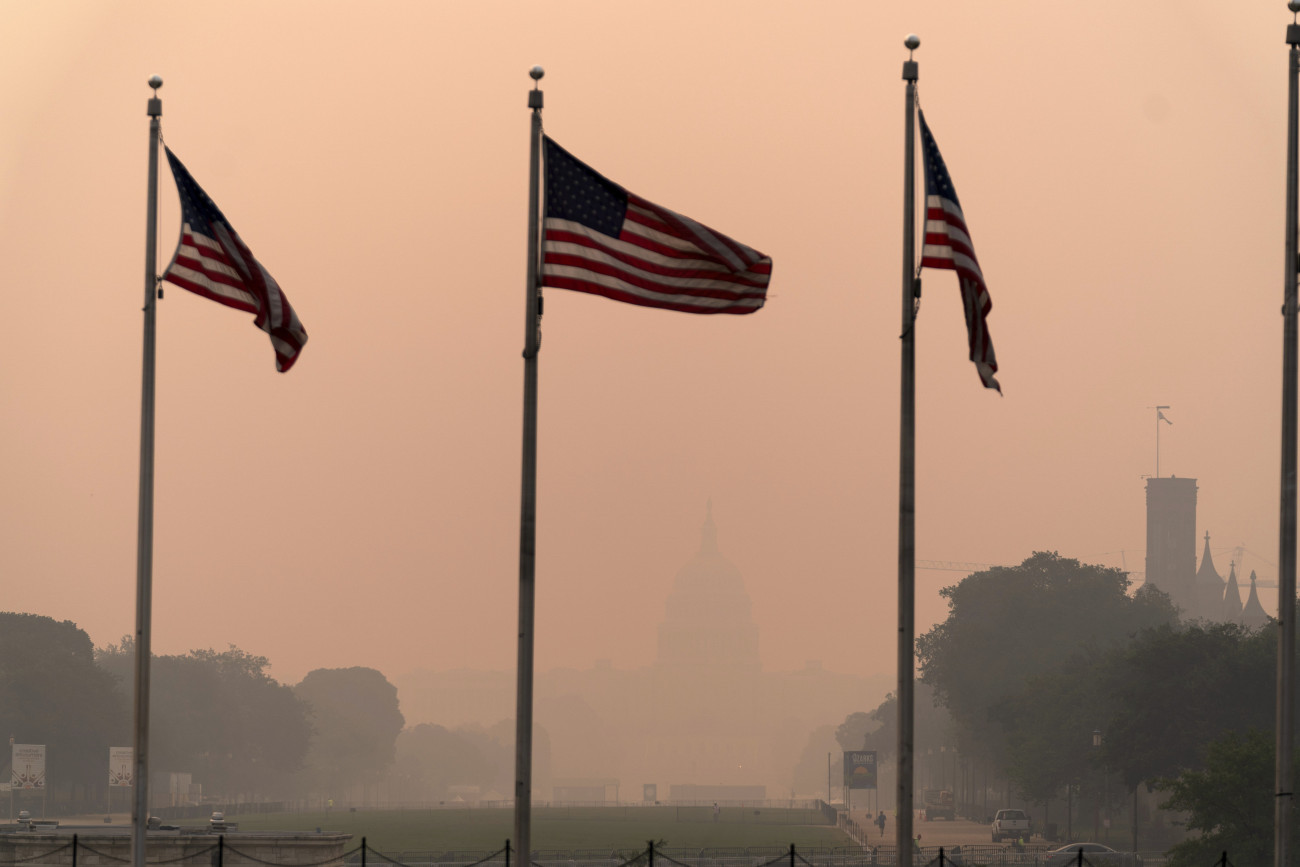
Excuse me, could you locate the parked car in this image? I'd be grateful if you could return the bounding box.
[1043,843,1140,867]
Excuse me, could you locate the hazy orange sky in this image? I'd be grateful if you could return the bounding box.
[0,2,1287,686]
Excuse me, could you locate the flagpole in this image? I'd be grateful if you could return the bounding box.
[513,65,544,867]
[132,74,162,867]
[896,35,919,867]
[1277,8,1300,867]
[1153,405,1169,478]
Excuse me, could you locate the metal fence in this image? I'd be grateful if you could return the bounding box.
[0,836,1187,867]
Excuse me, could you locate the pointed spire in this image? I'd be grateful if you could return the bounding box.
[1196,532,1222,583]
[1189,532,1226,621]
[700,499,718,554]
[1223,560,1244,621]
[1242,569,1271,629]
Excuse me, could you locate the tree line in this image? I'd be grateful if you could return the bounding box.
[0,612,539,813]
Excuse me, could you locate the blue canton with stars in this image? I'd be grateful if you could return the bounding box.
[543,137,629,238]
[165,147,234,236]
[918,111,961,208]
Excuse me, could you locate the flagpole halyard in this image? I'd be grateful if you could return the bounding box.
[897,34,919,867]
[132,74,162,867]
[513,64,544,867]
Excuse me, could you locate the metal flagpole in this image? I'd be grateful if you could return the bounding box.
[1277,8,1300,867]
[513,65,545,867]
[1154,405,1169,478]
[896,34,919,867]
[132,74,163,867]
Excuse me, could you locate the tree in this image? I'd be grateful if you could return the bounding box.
[915,552,1177,764]
[0,613,126,799]
[1097,621,1273,789]
[836,713,876,752]
[859,684,952,758]
[295,667,404,794]
[994,617,1278,810]
[395,723,493,800]
[1156,729,1297,867]
[394,720,550,802]
[98,642,311,799]
[993,645,1113,805]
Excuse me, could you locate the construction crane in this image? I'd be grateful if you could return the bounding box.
[1225,544,1279,588]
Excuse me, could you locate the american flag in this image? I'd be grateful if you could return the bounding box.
[918,111,1000,393]
[161,147,308,372]
[541,137,771,315]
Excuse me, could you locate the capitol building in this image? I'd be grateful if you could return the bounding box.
[398,505,884,801]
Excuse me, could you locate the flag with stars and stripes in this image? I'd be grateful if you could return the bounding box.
[918,111,1000,393]
[161,147,308,372]
[541,136,771,315]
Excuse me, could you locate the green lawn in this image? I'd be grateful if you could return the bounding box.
[233,806,851,854]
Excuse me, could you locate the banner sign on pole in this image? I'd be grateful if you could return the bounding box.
[12,745,45,790]
[109,747,134,787]
[844,750,878,790]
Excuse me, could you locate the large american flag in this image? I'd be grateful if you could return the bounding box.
[918,111,1000,393]
[541,137,771,314]
[161,147,308,372]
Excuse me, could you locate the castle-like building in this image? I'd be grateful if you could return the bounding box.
[1144,477,1270,627]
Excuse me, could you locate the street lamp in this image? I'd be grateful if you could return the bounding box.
[1092,731,1101,842]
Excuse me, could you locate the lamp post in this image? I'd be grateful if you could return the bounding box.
[1092,730,1101,842]
[1067,778,1073,842]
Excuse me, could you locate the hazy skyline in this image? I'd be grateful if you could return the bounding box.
[0,2,1286,685]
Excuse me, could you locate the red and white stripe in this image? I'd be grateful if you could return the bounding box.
[543,195,771,315]
[922,194,999,393]
[164,223,307,372]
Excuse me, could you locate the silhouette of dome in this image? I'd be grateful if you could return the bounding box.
[655,503,761,671]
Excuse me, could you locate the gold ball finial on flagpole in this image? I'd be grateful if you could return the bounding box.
[904,34,920,50]
[148,75,163,91]
[530,66,545,82]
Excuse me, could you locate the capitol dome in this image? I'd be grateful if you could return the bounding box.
[655,503,761,671]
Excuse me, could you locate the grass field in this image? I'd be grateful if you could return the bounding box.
[233,806,852,854]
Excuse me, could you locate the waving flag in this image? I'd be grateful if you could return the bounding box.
[541,137,771,314]
[918,111,999,392]
[161,147,308,372]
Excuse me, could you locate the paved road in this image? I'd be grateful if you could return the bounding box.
[849,811,1003,848]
